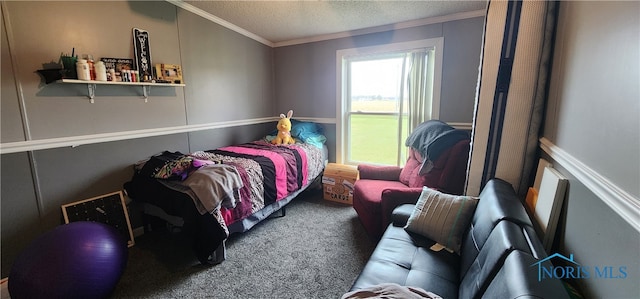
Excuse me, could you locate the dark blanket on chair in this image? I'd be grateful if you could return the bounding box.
[405,120,469,173]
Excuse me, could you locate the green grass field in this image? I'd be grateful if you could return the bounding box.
[349,114,408,165]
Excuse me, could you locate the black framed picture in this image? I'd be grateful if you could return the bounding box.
[100,57,134,72]
[133,27,153,80]
[61,191,135,247]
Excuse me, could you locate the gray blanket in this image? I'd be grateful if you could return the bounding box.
[341,283,442,299]
[160,164,243,215]
[405,120,469,173]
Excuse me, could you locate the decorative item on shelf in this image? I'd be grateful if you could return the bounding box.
[121,70,128,82]
[108,68,116,82]
[36,49,80,83]
[133,27,153,80]
[60,48,77,79]
[76,59,91,81]
[100,57,134,73]
[44,49,185,102]
[36,60,64,84]
[82,54,96,80]
[155,63,183,84]
[94,61,107,81]
[36,68,64,84]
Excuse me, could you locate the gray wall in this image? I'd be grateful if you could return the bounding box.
[273,17,484,123]
[4,1,187,140]
[543,1,639,297]
[8,3,636,298]
[1,3,24,142]
[1,2,485,279]
[545,1,639,197]
[0,1,275,278]
[177,9,274,124]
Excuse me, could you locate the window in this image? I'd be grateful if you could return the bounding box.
[336,38,443,166]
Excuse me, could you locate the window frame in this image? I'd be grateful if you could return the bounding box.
[336,38,444,165]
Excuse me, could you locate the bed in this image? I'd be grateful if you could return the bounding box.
[123,120,328,264]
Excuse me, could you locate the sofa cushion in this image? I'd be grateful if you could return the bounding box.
[353,179,409,239]
[459,178,535,277]
[351,225,460,299]
[482,250,569,299]
[358,164,402,181]
[458,221,535,299]
[405,187,478,254]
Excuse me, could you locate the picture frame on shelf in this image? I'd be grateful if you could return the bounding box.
[155,63,183,84]
[100,58,134,72]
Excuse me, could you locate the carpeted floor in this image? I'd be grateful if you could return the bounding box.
[110,189,376,298]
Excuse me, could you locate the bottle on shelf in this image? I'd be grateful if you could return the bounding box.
[76,59,91,81]
[95,61,107,81]
[82,54,96,80]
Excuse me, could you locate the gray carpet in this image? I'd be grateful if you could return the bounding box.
[111,189,376,298]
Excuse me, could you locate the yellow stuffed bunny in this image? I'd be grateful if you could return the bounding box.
[271,110,295,145]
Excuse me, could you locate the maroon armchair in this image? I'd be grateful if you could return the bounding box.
[353,122,470,241]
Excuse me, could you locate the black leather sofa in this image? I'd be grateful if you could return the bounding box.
[348,178,569,299]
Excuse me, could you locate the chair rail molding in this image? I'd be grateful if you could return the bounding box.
[0,118,274,154]
[539,137,640,232]
[0,116,337,154]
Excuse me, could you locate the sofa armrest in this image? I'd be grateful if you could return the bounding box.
[390,204,416,226]
[358,164,402,181]
[380,187,423,228]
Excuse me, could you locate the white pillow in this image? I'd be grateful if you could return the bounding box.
[404,187,478,254]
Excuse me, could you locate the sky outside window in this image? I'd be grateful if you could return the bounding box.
[350,58,404,113]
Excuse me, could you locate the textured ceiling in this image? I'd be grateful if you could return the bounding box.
[182,1,487,44]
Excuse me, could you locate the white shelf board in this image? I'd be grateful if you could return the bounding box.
[57,79,185,87]
[55,79,185,102]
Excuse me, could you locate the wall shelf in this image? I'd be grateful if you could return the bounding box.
[56,79,185,103]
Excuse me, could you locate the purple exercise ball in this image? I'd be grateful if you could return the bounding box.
[8,221,128,299]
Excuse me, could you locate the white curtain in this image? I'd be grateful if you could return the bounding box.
[406,50,435,134]
[466,0,558,196]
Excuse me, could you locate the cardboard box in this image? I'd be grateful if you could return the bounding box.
[322,163,359,205]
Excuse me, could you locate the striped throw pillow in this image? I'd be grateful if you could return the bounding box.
[404,187,478,254]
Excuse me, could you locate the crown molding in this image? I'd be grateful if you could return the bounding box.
[274,9,486,47]
[166,0,274,47]
[167,0,485,48]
